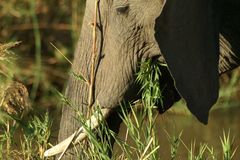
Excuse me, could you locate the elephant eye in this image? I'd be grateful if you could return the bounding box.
[116,5,129,14]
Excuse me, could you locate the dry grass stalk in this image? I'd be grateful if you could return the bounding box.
[0,42,20,61]
[87,0,100,118]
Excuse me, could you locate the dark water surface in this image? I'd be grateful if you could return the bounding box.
[115,107,240,159]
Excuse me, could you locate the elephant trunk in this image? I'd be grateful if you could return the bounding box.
[57,1,107,159]
[56,0,137,159]
[58,1,93,145]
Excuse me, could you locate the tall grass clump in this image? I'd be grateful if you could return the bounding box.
[21,112,52,159]
[58,58,239,159]
[0,42,22,116]
[75,106,114,160]
[0,42,20,78]
[164,130,182,160]
[116,59,163,159]
[55,72,115,159]
[0,43,53,159]
[220,131,238,160]
[183,141,208,160]
[0,110,53,159]
[57,59,163,159]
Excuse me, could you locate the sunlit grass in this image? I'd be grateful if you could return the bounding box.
[0,112,53,159]
[0,45,239,159]
[0,0,240,159]
[220,131,238,160]
[54,59,239,159]
[164,130,182,159]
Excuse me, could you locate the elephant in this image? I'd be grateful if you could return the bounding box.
[45,0,240,159]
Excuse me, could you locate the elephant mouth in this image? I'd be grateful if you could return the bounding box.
[44,108,112,158]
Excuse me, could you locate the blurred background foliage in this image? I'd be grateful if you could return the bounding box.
[0,0,86,112]
[1,0,240,114]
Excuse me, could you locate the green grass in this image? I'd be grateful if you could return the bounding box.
[0,112,53,159]
[1,43,239,159]
[56,59,238,159]
[220,131,238,160]
[0,1,240,159]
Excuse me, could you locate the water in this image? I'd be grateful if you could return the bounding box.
[116,107,240,159]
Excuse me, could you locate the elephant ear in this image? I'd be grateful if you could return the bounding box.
[155,0,219,124]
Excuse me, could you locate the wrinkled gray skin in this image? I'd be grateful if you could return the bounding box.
[58,0,240,159]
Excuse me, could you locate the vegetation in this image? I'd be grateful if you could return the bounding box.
[0,0,239,159]
[53,59,238,159]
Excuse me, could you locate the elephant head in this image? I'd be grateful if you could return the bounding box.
[45,0,240,158]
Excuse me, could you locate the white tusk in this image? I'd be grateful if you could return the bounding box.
[44,108,111,157]
[44,131,77,158]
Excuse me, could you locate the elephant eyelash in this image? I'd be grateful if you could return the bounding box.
[116,5,129,14]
